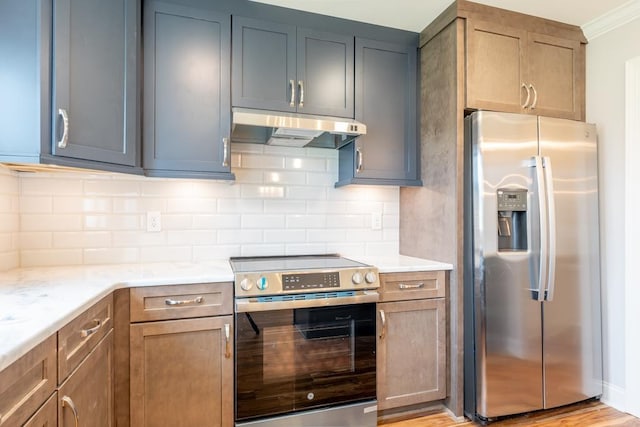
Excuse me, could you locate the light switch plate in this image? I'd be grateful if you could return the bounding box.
[371,212,382,230]
[147,211,162,232]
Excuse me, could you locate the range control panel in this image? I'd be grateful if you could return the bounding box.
[234,268,379,297]
[283,272,340,290]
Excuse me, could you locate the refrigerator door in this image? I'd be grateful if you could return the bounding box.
[470,111,543,418]
[538,117,603,408]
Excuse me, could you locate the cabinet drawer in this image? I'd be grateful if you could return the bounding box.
[378,271,446,302]
[23,393,57,427]
[0,335,56,427]
[130,282,232,322]
[58,294,113,383]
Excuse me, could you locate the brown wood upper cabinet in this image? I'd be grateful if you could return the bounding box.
[465,17,585,120]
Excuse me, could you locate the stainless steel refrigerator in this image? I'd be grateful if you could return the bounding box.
[463,111,602,422]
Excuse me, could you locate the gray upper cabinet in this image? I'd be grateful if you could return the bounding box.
[143,1,233,180]
[52,0,139,167]
[336,38,421,187]
[232,17,354,118]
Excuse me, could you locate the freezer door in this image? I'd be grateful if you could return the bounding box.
[539,117,603,408]
[470,111,544,418]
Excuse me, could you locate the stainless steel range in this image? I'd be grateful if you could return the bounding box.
[230,254,380,427]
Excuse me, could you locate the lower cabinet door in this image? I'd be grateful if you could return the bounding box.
[24,393,57,427]
[377,298,446,410]
[130,316,234,427]
[58,330,114,427]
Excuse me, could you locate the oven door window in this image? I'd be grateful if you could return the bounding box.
[235,303,376,421]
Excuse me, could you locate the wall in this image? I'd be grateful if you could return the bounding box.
[585,12,640,410]
[8,143,399,268]
[0,167,19,271]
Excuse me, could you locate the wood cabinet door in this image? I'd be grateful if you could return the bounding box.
[526,32,583,120]
[143,1,232,178]
[130,316,234,427]
[377,299,446,410]
[58,331,114,427]
[297,28,354,118]
[232,17,297,112]
[51,0,138,166]
[466,19,527,114]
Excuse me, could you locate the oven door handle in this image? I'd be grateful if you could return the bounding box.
[235,291,379,313]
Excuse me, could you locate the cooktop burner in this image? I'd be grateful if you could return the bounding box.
[229,254,365,273]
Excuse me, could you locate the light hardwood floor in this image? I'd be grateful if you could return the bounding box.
[380,401,640,426]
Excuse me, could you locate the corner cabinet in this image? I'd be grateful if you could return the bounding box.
[142,1,233,180]
[0,0,141,173]
[466,17,585,120]
[336,38,421,187]
[51,0,139,168]
[377,271,447,410]
[232,16,354,118]
[129,283,234,427]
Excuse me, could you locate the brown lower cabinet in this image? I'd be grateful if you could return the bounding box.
[58,330,114,427]
[23,394,57,427]
[127,283,234,427]
[376,271,447,411]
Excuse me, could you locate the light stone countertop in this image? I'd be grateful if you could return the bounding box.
[0,255,451,372]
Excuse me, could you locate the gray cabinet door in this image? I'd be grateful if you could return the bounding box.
[337,38,420,186]
[52,0,138,166]
[143,1,232,179]
[297,28,354,118]
[232,17,297,113]
[232,18,354,118]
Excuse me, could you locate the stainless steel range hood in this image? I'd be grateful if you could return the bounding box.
[231,108,367,149]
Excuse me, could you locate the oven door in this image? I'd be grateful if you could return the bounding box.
[235,302,376,422]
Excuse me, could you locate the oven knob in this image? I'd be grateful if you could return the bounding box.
[256,276,269,291]
[365,271,377,284]
[240,278,253,291]
[351,272,363,285]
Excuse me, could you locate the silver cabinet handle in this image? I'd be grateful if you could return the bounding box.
[379,309,386,340]
[165,296,204,306]
[356,148,363,173]
[224,323,231,359]
[520,83,531,109]
[289,79,295,107]
[62,395,79,427]
[398,282,425,290]
[529,84,538,109]
[57,108,69,148]
[222,137,229,167]
[298,80,304,108]
[80,319,102,338]
[542,156,556,301]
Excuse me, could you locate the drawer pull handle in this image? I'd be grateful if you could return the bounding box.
[398,282,425,289]
[80,319,102,338]
[165,296,204,306]
[62,395,79,427]
[379,309,386,340]
[224,323,231,359]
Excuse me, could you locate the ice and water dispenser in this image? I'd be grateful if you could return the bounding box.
[497,189,528,251]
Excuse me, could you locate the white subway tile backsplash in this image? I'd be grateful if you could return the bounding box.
[241,215,285,229]
[6,148,399,267]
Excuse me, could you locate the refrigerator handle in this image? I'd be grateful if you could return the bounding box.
[534,156,548,301]
[543,156,557,301]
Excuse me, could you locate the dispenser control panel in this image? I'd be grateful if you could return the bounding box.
[497,189,527,211]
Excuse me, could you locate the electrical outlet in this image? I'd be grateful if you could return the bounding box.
[147,211,162,232]
[371,212,382,230]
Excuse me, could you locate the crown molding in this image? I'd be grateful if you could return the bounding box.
[582,0,640,41]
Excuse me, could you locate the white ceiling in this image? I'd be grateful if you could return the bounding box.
[250,0,629,33]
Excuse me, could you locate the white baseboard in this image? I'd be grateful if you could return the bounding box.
[601,381,626,412]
